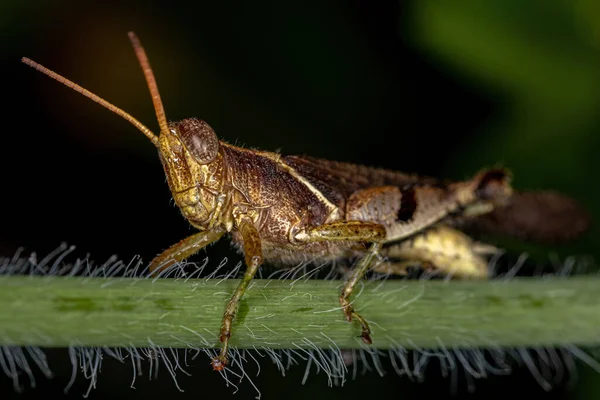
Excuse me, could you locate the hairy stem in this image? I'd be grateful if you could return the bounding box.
[1,275,599,350]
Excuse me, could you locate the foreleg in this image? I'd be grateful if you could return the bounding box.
[148,230,225,275]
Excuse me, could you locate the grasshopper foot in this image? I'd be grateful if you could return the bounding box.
[211,355,228,371]
[213,312,233,370]
[212,324,232,371]
[340,296,372,344]
[361,330,372,345]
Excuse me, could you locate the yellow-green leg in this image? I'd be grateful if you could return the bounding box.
[212,219,386,370]
[339,243,382,344]
[295,220,387,344]
[148,230,225,276]
[212,221,263,371]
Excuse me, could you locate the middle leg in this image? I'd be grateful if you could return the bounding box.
[212,220,263,371]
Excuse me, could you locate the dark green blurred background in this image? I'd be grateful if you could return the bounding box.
[2,0,599,399]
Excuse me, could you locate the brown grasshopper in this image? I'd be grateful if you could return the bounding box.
[22,32,591,371]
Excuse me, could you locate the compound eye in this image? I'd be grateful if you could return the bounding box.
[177,118,219,164]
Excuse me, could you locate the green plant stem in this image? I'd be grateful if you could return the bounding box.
[1,275,599,350]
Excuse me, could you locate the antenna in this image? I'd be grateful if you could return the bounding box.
[21,32,170,147]
[127,31,169,136]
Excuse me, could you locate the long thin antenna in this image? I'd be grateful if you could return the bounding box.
[21,57,160,147]
[127,31,169,136]
[21,34,168,147]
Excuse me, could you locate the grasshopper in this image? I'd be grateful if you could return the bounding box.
[22,32,591,371]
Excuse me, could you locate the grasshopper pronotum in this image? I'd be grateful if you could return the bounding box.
[22,32,591,370]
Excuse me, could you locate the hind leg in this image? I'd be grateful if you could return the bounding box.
[294,221,387,344]
[376,225,497,279]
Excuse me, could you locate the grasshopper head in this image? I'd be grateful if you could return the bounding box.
[22,32,226,230]
[157,118,224,228]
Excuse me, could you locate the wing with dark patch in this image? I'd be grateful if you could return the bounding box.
[396,187,417,222]
[455,190,592,244]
